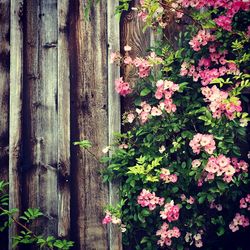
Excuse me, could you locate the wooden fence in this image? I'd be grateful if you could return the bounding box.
[0,0,152,249]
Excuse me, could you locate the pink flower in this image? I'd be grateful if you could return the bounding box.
[115,77,132,96]
[137,189,164,210]
[170,174,178,183]
[102,210,122,225]
[180,194,186,201]
[189,134,216,155]
[217,154,230,167]
[160,200,180,222]
[156,223,180,247]
[201,85,242,120]
[160,168,178,183]
[151,107,162,116]
[124,56,133,65]
[110,52,120,63]
[229,213,250,232]
[214,16,232,31]
[102,214,112,224]
[195,240,203,248]
[192,159,201,169]
[133,57,151,78]
[187,196,195,204]
[127,113,135,123]
[240,195,250,210]
[189,30,215,51]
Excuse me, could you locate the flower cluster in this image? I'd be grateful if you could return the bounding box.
[160,200,180,222]
[180,0,249,31]
[229,213,250,232]
[204,155,236,182]
[231,158,249,173]
[115,77,132,96]
[137,189,164,210]
[210,201,223,211]
[240,194,250,210]
[214,16,232,31]
[136,101,163,124]
[189,133,216,155]
[181,50,239,86]
[160,168,178,183]
[189,30,216,51]
[103,0,250,249]
[201,85,242,119]
[123,53,162,78]
[155,79,179,113]
[102,210,121,225]
[156,223,181,247]
[133,57,151,78]
[181,194,195,204]
[185,232,204,248]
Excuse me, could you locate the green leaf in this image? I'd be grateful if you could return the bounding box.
[140,88,151,96]
[198,196,206,204]
[177,244,184,250]
[73,140,92,149]
[172,186,179,193]
[216,226,225,236]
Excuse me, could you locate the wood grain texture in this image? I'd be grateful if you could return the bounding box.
[0,0,10,248]
[23,0,59,240]
[69,0,109,249]
[120,0,152,114]
[107,0,122,249]
[9,0,23,248]
[0,0,10,183]
[58,0,71,238]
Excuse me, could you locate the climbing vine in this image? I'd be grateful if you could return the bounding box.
[101,0,250,249]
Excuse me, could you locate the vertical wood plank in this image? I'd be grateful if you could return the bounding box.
[69,0,109,249]
[120,0,151,60]
[0,0,10,183]
[58,0,71,238]
[120,0,152,113]
[9,0,23,248]
[23,0,59,238]
[0,0,10,248]
[107,0,122,249]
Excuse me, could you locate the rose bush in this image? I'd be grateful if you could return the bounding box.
[102,0,250,249]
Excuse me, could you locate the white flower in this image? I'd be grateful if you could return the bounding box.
[159,145,166,154]
[102,146,111,154]
[124,45,132,52]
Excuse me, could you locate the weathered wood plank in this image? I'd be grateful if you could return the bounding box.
[0,0,10,183]
[69,0,109,249]
[0,0,10,248]
[120,0,152,113]
[120,0,151,59]
[23,0,58,239]
[9,0,23,248]
[107,0,122,249]
[58,0,71,238]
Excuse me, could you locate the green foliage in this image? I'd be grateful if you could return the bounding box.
[0,181,74,249]
[99,0,250,249]
[73,139,92,149]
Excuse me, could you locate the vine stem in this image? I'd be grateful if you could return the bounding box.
[85,147,100,162]
[0,206,54,250]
